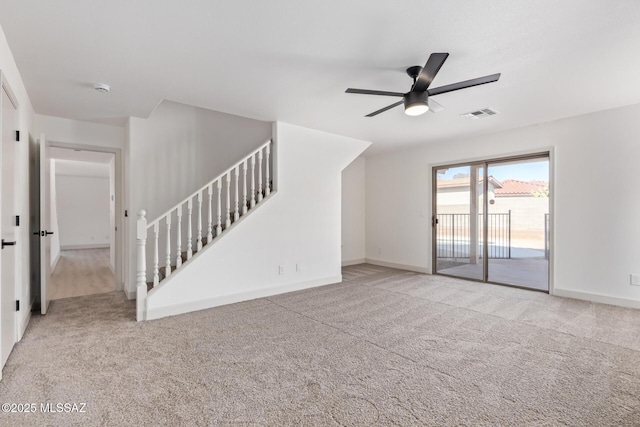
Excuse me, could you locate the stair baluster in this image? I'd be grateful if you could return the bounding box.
[258,149,264,202]
[216,179,223,236]
[187,199,193,260]
[265,144,271,196]
[165,215,172,278]
[207,184,214,243]
[234,166,240,222]
[242,160,248,215]
[225,172,232,228]
[197,191,203,251]
[250,154,256,208]
[153,222,159,287]
[176,205,182,268]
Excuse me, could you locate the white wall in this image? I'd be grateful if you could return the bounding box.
[341,157,366,265]
[144,122,370,319]
[0,23,36,348]
[56,174,110,249]
[126,100,273,296]
[34,115,125,149]
[49,161,60,269]
[366,103,640,307]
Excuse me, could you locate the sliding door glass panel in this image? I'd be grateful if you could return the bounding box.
[486,157,549,290]
[434,165,484,281]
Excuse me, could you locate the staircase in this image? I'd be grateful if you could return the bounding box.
[135,140,273,321]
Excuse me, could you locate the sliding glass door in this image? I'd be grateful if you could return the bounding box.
[433,154,550,291]
[434,165,484,281]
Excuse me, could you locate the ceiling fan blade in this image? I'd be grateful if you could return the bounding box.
[346,88,405,97]
[427,73,501,97]
[412,52,449,92]
[365,100,404,117]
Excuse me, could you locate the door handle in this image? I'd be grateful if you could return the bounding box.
[41,230,54,236]
[1,239,16,249]
[432,216,439,227]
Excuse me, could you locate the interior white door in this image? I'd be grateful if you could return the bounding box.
[39,134,52,314]
[1,84,18,367]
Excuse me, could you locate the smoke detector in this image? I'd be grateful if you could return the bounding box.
[461,107,498,120]
[93,83,110,93]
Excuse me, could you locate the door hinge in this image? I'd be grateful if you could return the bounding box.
[125,210,128,217]
[15,130,20,142]
[16,300,20,311]
[15,215,20,226]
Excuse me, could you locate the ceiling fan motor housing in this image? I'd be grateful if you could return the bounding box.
[404,91,429,115]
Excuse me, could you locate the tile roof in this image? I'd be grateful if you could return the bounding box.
[437,176,503,189]
[494,179,548,197]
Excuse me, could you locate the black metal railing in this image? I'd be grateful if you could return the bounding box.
[436,211,511,259]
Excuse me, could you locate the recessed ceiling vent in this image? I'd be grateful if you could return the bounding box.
[461,108,498,120]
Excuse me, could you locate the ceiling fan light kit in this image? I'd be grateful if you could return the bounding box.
[345,52,501,118]
[404,91,429,116]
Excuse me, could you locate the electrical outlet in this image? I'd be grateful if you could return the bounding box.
[278,265,284,275]
[296,263,301,272]
[631,274,640,286]
[377,247,382,255]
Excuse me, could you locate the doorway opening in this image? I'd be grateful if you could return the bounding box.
[433,153,551,291]
[48,148,116,299]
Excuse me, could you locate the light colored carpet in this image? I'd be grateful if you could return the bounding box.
[1,264,640,426]
[50,249,115,300]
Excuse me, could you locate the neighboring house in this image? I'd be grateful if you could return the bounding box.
[436,175,502,214]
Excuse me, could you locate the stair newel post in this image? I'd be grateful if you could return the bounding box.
[257,149,264,202]
[225,172,232,228]
[187,198,193,260]
[242,160,248,215]
[176,205,182,269]
[234,166,240,221]
[153,222,159,287]
[265,143,271,196]
[136,210,147,322]
[250,154,256,208]
[216,179,223,236]
[196,191,203,251]
[165,214,172,278]
[207,184,214,243]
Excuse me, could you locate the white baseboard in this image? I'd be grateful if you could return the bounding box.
[61,244,109,250]
[342,258,366,267]
[365,258,429,274]
[146,275,342,321]
[18,307,32,341]
[124,288,136,300]
[553,288,640,309]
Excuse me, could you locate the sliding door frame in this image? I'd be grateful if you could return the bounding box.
[432,151,552,293]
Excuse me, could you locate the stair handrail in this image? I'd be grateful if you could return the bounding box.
[146,139,272,229]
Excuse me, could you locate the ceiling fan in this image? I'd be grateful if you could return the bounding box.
[346,53,500,117]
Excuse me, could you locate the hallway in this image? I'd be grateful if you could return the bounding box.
[50,249,115,300]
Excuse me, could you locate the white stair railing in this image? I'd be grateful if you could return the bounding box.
[136,140,273,321]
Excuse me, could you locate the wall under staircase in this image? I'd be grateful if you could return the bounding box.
[135,121,370,320]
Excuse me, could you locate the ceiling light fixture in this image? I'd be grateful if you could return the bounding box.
[403,91,429,116]
[93,83,110,93]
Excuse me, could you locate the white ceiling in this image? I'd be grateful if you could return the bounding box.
[2,1,640,155]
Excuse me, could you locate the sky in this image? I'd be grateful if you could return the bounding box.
[437,159,549,183]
